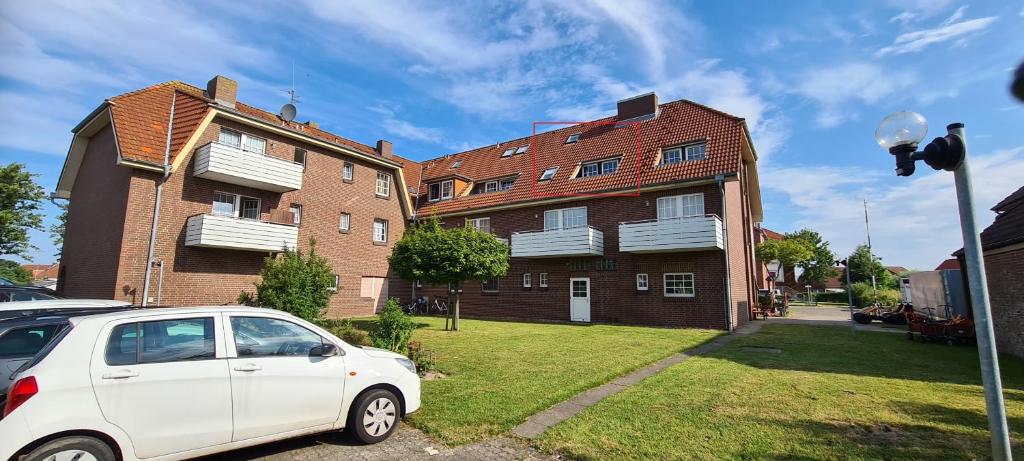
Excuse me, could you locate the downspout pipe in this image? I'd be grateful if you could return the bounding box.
[141,91,177,306]
[717,175,734,332]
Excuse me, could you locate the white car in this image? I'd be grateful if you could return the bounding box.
[0,306,420,461]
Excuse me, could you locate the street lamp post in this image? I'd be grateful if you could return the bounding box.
[874,112,1011,460]
[836,259,855,335]
[804,284,813,306]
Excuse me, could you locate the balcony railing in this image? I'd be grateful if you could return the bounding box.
[511,226,604,258]
[193,142,303,192]
[618,215,723,253]
[185,214,298,252]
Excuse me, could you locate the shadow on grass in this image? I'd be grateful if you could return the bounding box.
[715,324,1024,391]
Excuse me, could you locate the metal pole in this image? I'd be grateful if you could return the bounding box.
[948,123,1012,460]
[845,262,856,335]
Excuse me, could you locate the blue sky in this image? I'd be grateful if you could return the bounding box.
[1,0,1022,270]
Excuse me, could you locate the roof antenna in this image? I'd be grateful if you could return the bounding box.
[279,61,298,122]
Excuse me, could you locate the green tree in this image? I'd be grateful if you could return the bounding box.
[240,240,335,321]
[50,201,68,260]
[388,217,509,331]
[845,244,892,288]
[0,259,32,285]
[0,163,46,258]
[756,238,813,272]
[785,229,837,285]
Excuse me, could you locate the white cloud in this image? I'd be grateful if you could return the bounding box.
[941,5,968,25]
[369,104,445,144]
[762,146,1024,270]
[793,61,915,127]
[890,11,920,24]
[876,15,997,56]
[0,91,84,155]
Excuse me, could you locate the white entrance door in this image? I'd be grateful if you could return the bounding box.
[570,277,591,322]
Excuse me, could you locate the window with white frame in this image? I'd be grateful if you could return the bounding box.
[544,206,587,231]
[219,128,241,148]
[293,148,306,166]
[212,192,260,220]
[339,213,351,233]
[663,273,695,297]
[499,178,515,190]
[539,166,558,181]
[343,162,354,182]
[466,217,491,233]
[484,181,498,193]
[656,193,705,220]
[329,274,340,292]
[685,143,707,160]
[515,145,528,154]
[636,273,649,291]
[242,133,266,155]
[539,272,548,287]
[501,148,515,158]
[661,142,706,165]
[578,158,619,178]
[523,273,532,288]
[451,160,463,169]
[376,172,391,197]
[289,203,302,225]
[373,219,388,243]
[565,133,580,144]
[428,180,454,201]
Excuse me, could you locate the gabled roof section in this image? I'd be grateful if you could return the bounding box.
[414,99,748,215]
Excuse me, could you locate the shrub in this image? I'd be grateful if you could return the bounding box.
[849,282,900,307]
[0,260,32,285]
[370,298,414,354]
[407,341,436,373]
[244,240,335,321]
[321,318,370,346]
[815,291,851,304]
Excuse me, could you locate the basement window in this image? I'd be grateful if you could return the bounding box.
[565,133,581,144]
[539,167,558,181]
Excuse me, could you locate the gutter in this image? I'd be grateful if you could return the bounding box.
[717,174,734,332]
[141,91,177,307]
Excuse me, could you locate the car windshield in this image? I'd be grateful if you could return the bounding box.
[0,323,65,359]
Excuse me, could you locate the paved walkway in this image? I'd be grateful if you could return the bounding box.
[774,306,907,334]
[512,321,765,439]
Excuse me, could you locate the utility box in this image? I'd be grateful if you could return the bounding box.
[905,270,967,319]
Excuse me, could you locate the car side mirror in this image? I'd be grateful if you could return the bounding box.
[310,343,342,357]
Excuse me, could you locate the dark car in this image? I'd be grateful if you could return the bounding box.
[0,286,62,303]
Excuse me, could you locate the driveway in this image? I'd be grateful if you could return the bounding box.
[770,306,906,333]
[198,426,556,461]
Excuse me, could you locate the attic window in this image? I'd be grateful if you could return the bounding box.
[501,148,515,158]
[539,166,559,181]
[451,160,463,169]
[565,134,581,144]
[661,142,707,165]
[577,158,619,178]
[515,145,528,154]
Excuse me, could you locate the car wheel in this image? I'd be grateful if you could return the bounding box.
[349,389,401,444]
[23,436,115,461]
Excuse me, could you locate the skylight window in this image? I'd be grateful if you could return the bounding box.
[515,145,528,154]
[451,160,463,169]
[539,166,559,181]
[501,148,515,158]
[565,133,581,144]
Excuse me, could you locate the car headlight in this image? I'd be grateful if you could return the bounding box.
[395,357,416,374]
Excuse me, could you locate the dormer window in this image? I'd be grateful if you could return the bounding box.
[539,166,559,181]
[501,148,515,158]
[515,145,528,154]
[429,179,455,201]
[472,177,516,194]
[565,134,581,144]
[577,158,619,178]
[661,142,707,165]
[451,160,463,169]
[485,181,498,193]
[499,178,515,190]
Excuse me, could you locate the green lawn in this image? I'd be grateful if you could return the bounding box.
[538,324,1024,460]
[367,316,720,445]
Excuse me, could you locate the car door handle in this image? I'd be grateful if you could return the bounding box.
[101,370,139,379]
[233,364,262,372]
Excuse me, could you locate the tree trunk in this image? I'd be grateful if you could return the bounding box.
[452,281,461,331]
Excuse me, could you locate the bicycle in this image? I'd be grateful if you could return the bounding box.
[405,297,428,315]
[430,297,450,316]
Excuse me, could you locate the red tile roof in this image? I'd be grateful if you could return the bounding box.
[415,99,749,215]
[934,258,960,271]
[761,228,785,241]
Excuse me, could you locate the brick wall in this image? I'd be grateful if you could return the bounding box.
[395,182,756,329]
[70,115,406,316]
[984,247,1023,359]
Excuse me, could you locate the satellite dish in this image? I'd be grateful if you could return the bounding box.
[280,103,297,122]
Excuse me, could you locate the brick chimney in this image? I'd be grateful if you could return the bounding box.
[305,121,319,129]
[617,92,658,120]
[206,75,237,108]
[376,140,393,158]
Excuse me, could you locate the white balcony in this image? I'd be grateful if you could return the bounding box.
[185,214,298,252]
[193,142,303,192]
[511,226,604,258]
[619,215,723,253]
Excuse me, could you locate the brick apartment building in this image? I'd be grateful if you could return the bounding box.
[396,93,764,330]
[55,76,764,329]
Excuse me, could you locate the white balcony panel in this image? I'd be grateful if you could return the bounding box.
[511,226,604,258]
[194,142,303,192]
[185,214,298,252]
[619,215,723,253]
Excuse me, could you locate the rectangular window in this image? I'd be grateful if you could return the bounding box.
[482,278,499,292]
[376,172,391,197]
[501,148,515,158]
[329,275,339,292]
[451,160,463,169]
[539,272,548,288]
[578,158,620,178]
[343,162,354,182]
[230,317,324,358]
[661,147,682,165]
[484,181,498,193]
[580,163,599,177]
[543,206,588,231]
[105,318,216,365]
[219,128,241,148]
[636,273,649,291]
[685,143,707,161]
[664,273,695,297]
[440,180,454,199]
[499,178,515,190]
[657,193,705,220]
[242,134,266,155]
[523,273,532,288]
[428,183,440,201]
[212,192,237,216]
[565,133,580,144]
[339,213,351,233]
[467,217,491,234]
[294,148,306,166]
[289,203,302,225]
[601,158,619,175]
[515,145,528,154]
[539,166,558,181]
[373,219,388,243]
[240,197,260,220]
